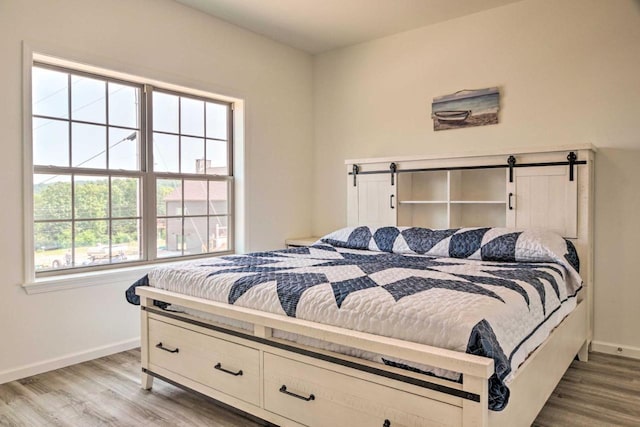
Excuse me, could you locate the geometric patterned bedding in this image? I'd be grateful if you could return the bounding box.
[126,227,582,411]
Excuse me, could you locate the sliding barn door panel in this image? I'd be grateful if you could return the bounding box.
[507,166,578,238]
[348,174,396,227]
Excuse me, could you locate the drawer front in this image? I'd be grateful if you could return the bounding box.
[264,353,461,427]
[148,318,260,406]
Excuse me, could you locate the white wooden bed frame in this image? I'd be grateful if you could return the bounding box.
[136,146,595,427]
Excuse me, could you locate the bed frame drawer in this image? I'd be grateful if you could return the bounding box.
[263,352,461,427]
[148,318,260,406]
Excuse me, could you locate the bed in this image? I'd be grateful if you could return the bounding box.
[129,147,594,426]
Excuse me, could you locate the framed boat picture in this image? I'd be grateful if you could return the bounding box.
[431,87,500,131]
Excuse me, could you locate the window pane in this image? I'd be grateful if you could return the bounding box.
[109,128,139,170]
[206,102,228,140]
[184,216,207,255]
[34,222,72,271]
[75,176,109,219]
[181,136,205,174]
[181,97,204,137]
[153,92,178,133]
[161,217,183,257]
[183,180,207,216]
[108,82,139,128]
[71,75,106,124]
[72,123,106,168]
[32,67,68,119]
[75,220,109,265]
[112,177,140,218]
[34,174,72,220]
[208,181,228,215]
[206,139,228,175]
[33,118,69,167]
[157,179,181,216]
[112,219,141,262]
[153,133,179,172]
[209,216,229,252]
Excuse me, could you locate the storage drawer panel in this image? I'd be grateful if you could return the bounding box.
[148,318,260,405]
[264,353,461,427]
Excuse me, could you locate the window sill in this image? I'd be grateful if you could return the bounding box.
[23,251,236,295]
[22,264,156,295]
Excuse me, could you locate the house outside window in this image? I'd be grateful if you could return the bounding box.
[30,62,234,276]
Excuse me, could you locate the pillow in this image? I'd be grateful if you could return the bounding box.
[321,226,582,292]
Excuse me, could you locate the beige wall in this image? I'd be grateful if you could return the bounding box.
[313,0,640,353]
[0,0,313,379]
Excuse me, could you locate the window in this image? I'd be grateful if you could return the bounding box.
[31,63,233,276]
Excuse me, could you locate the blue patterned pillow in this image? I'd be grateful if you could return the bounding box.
[321,226,582,293]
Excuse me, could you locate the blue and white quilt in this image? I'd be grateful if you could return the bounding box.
[126,226,582,411]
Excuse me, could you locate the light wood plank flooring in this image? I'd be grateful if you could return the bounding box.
[0,350,638,426]
[533,352,640,426]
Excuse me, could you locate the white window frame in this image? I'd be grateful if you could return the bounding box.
[22,46,246,293]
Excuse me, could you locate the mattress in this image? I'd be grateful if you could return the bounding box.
[126,226,583,411]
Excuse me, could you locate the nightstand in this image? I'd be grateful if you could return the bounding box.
[285,237,320,248]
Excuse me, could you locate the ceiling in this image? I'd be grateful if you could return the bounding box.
[176,0,524,54]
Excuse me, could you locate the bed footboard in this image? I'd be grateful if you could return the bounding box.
[137,286,496,426]
[137,286,587,427]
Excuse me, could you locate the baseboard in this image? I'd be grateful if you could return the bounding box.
[0,337,140,385]
[591,340,640,360]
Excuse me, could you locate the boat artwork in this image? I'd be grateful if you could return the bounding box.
[432,110,471,123]
[431,87,500,131]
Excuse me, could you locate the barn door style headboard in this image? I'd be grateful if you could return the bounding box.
[345,145,595,341]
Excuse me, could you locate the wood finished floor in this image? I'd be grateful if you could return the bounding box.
[0,350,638,426]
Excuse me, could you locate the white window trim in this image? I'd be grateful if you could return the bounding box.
[23,265,154,295]
[21,41,248,292]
